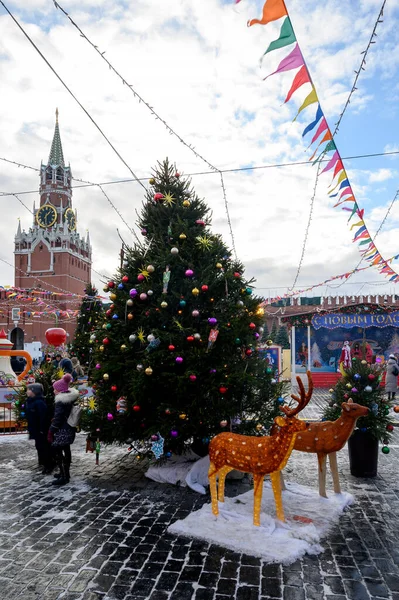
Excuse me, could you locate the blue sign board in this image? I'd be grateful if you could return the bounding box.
[311,311,399,330]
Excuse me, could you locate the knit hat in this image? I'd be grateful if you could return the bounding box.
[27,383,44,397]
[389,354,396,359]
[71,357,79,367]
[53,373,73,393]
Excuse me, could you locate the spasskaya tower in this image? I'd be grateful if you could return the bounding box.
[13,109,92,344]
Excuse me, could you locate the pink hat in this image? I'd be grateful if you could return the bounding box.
[53,373,73,393]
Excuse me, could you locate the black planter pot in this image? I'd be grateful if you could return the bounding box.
[348,429,378,478]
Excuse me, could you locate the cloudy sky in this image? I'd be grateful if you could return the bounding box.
[0,0,398,302]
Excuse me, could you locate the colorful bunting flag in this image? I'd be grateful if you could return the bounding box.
[262,17,296,59]
[264,43,304,80]
[248,0,287,27]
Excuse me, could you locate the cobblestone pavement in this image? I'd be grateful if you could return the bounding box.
[1,391,399,600]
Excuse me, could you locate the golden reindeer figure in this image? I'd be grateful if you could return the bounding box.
[274,372,369,497]
[208,377,312,526]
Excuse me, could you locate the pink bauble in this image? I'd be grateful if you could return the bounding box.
[95,363,101,369]
[185,269,194,277]
[140,293,148,301]
[176,357,183,364]
[107,413,114,421]
[189,374,197,382]
[154,193,164,202]
[137,274,145,282]
[192,310,200,317]
[208,317,217,326]
[196,220,205,226]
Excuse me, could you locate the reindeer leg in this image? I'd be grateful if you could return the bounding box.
[318,453,328,498]
[208,462,219,516]
[280,470,286,491]
[328,452,341,494]
[270,471,285,522]
[252,473,265,527]
[218,466,233,503]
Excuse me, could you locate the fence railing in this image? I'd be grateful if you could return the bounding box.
[0,402,26,435]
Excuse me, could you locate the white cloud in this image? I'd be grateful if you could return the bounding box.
[369,168,396,183]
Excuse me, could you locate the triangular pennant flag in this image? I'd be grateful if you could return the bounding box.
[284,65,310,103]
[312,140,336,165]
[321,150,340,174]
[310,118,328,145]
[339,179,350,190]
[293,87,318,121]
[330,160,344,183]
[302,105,322,137]
[359,238,372,245]
[309,129,333,161]
[350,220,364,231]
[264,43,304,80]
[262,17,296,58]
[329,170,347,193]
[248,0,288,27]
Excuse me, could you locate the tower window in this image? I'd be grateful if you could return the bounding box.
[56,168,63,182]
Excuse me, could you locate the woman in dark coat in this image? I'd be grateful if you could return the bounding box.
[26,383,54,474]
[48,373,79,486]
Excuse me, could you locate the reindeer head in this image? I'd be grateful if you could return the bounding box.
[273,371,314,433]
[342,398,369,418]
[273,414,308,433]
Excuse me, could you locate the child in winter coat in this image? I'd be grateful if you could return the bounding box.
[48,373,79,486]
[26,383,54,474]
[386,354,399,401]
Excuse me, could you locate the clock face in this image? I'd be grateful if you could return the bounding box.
[64,208,76,231]
[36,204,57,228]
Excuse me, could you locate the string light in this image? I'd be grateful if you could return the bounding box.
[52,0,237,258]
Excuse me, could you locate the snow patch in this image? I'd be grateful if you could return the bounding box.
[50,522,74,534]
[42,509,76,520]
[168,481,353,564]
[0,434,28,444]
[0,512,18,521]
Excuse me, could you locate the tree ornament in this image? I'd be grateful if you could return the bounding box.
[346,383,352,389]
[129,334,137,343]
[147,290,154,296]
[208,328,219,350]
[220,420,228,428]
[361,360,367,365]
[151,434,159,441]
[354,374,361,380]
[120,344,127,351]
[171,247,179,255]
[233,272,241,278]
[103,338,110,345]
[179,233,187,240]
[129,288,138,298]
[111,385,117,392]
[254,333,260,339]
[237,300,244,307]
[108,281,115,289]
[147,334,155,342]
[175,357,183,364]
[161,301,168,308]
[168,344,175,351]
[127,313,134,320]
[192,309,199,317]
[258,327,264,334]
[351,387,358,393]
[179,299,186,307]
[192,288,200,296]
[387,424,394,432]
[249,323,256,330]
[364,386,372,393]
[394,406,399,413]
[329,388,334,393]
[154,193,164,202]
[107,413,114,421]
[99,345,105,352]
[103,286,109,293]
[187,336,194,343]
[118,283,124,290]
[136,364,144,371]
[246,287,253,295]
[246,349,253,356]
[185,269,194,277]
[189,374,197,382]
[208,317,217,326]
[145,367,153,376]
[266,339,273,347]
[382,446,390,454]
[103,374,109,380]
[235,338,241,345]
[201,285,208,292]
[170,430,178,438]
[165,408,171,415]
[127,299,133,306]
[112,314,119,320]
[141,228,147,236]
[163,266,171,294]
[109,293,117,301]
[95,363,101,369]
[137,274,145,282]
[194,333,201,341]
[140,293,148,301]
[196,220,205,226]
[149,178,155,185]
[368,374,376,381]
[183,199,190,207]
[216,262,222,269]
[256,423,263,431]
[133,405,141,412]
[147,265,155,273]
[219,386,227,394]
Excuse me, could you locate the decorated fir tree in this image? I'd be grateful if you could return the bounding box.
[275,325,290,349]
[260,321,270,343]
[270,320,278,342]
[85,159,288,457]
[323,359,393,450]
[70,283,103,370]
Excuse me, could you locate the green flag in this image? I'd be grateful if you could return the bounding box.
[262,18,296,59]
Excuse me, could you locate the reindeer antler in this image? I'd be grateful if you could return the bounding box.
[281,370,314,417]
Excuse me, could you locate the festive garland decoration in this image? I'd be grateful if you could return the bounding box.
[247,0,398,282]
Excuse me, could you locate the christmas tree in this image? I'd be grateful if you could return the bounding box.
[70,283,103,371]
[270,320,278,342]
[323,359,393,447]
[260,321,270,343]
[275,325,290,349]
[86,159,288,457]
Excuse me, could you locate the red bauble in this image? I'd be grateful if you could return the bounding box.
[103,338,110,345]
[133,405,141,412]
[122,276,129,283]
[108,281,115,288]
[154,193,164,202]
[196,220,205,226]
[187,336,194,343]
[249,323,256,330]
[201,285,208,292]
[168,345,175,351]
[368,374,376,381]
[245,349,252,356]
[387,424,394,432]
[111,385,117,392]
[106,309,112,317]
[233,272,241,278]
[174,172,180,178]
[165,409,171,415]
[219,386,227,394]
[45,328,67,346]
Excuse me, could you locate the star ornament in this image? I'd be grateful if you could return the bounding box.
[137,327,146,344]
[163,193,175,207]
[88,397,97,411]
[196,235,213,251]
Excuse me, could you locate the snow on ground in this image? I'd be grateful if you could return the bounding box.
[168,481,353,565]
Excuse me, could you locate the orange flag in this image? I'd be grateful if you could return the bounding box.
[248,0,287,27]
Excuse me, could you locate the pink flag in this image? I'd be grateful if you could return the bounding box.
[264,44,304,80]
[284,65,310,103]
[321,150,339,174]
[310,118,328,145]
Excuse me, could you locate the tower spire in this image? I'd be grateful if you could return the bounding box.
[48,108,64,167]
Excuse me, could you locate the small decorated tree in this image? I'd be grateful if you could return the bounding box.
[270,320,278,342]
[275,326,290,349]
[323,360,393,452]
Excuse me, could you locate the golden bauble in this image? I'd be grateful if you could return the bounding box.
[361,360,367,365]
[216,262,223,269]
[127,313,134,320]
[149,178,155,185]
[183,200,190,207]
[179,413,187,420]
[120,344,127,351]
[256,423,263,431]
[179,233,187,240]
[103,373,109,381]
[99,345,105,352]
[346,383,352,389]
[161,301,168,308]
[109,293,117,301]
[145,366,153,376]
[103,286,109,293]
[192,288,200,297]
[102,324,107,330]
[127,299,133,306]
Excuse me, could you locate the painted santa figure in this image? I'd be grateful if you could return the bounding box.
[339,341,351,371]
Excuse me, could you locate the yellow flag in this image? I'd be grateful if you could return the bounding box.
[293,88,318,121]
[328,170,347,194]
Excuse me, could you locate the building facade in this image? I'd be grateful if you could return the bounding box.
[10,110,92,345]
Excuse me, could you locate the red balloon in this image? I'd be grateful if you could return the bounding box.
[45,328,67,346]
